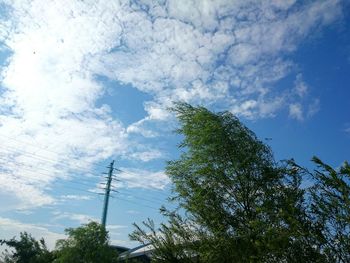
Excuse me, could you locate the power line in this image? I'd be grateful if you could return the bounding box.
[0,139,171,197]
[0,157,170,206]
[110,195,160,211]
[52,184,103,196]
[0,164,110,200]
[0,156,102,187]
[0,133,111,168]
[0,133,112,171]
[116,189,167,204]
[0,153,172,211]
[0,145,171,196]
[0,149,171,196]
[117,168,170,197]
[0,146,105,179]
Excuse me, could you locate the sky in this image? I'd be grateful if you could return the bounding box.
[0,0,350,250]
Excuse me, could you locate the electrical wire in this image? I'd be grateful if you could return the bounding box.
[0,141,107,176]
[0,140,171,198]
[0,145,173,209]
[110,195,160,211]
[0,146,105,180]
[0,133,112,171]
[117,168,170,197]
[0,156,102,187]
[0,159,168,208]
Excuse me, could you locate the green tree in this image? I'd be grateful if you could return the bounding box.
[0,232,53,263]
[130,103,322,262]
[309,157,350,262]
[54,221,118,263]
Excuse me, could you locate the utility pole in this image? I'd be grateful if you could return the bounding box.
[101,160,114,227]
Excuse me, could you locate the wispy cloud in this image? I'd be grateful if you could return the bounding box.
[0,0,344,209]
[59,195,93,201]
[343,123,350,134]
[289,103,304,121]
[294,74,309,98]
[107,224,128,230]
[0,217,65,250]
[127,148,165,162]
[52,211,98,224]
[287,73,320,121]
[115,168,170,190]
[126,210,140,215]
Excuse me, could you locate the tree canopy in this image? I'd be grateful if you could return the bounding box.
[309,157,350,262]
[130,103,349,262]
[54,221,118,263]
[1,222,118,263]
[1,103,349,263]
[0,232,53,263]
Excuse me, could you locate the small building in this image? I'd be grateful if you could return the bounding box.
[110,245,130,254]
[118,243,153,263]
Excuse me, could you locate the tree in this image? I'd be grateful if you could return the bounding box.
[0,232,53,263]
[54,221,118,263]
[130,103,322,262]
[309,157,350,262]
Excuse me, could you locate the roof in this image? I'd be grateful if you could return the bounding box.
[118,243,154,260]
[110,245,130,254]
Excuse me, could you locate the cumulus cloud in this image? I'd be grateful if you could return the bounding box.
[92,0,342,121]
[0,0,344,209]
[289,103,304,121]
[0,0,129,209]
[288,74,320,121]
[114,168,170,190]
[294,74,308,98]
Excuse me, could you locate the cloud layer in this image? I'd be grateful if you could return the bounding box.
[0,0,344,210]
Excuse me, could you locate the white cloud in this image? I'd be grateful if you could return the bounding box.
[294,74,308,98]
[0,217,65,250]
[0,0,344,210]
[307,98,320,118]
[126,118,159,138]
[128,149,164,162]
[115,168,170,190]
[343,124,350,134]
[0,0,128,209]
[289,103,304,121]
[107,224,128,230]
[60,195,92,201]
[288,98,320,122]
[52,211,98,224]
[94,0,342,121]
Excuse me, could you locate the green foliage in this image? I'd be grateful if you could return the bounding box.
[1,222,119,263]
[2,103,349,263]
[54,221,118,263]
[310,157,350,262]
[130,103,341,262]
[0,232,53,263]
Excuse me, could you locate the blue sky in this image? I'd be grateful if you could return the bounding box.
[0,0,349,249]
